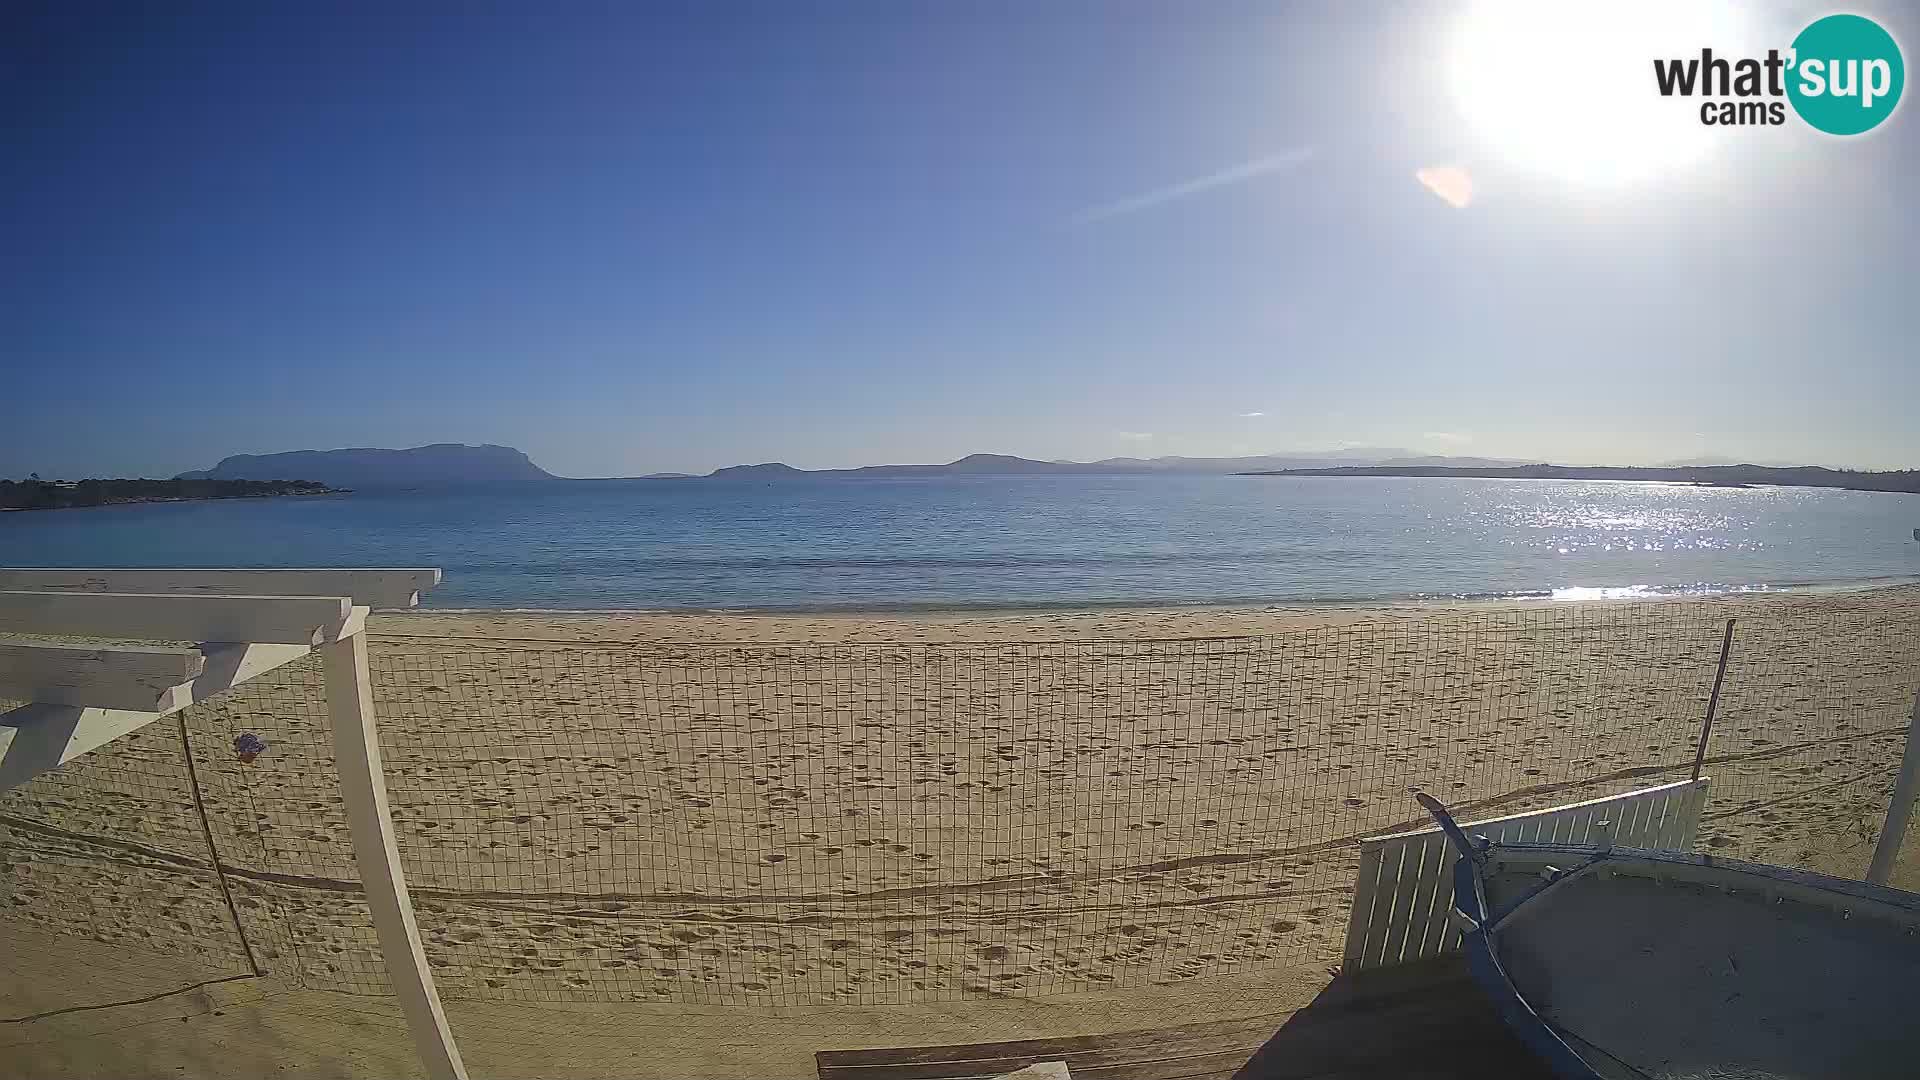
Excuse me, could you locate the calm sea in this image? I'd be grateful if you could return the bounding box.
[3,476,1918,610]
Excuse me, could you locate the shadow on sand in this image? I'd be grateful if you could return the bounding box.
[1231,959,1553,1080]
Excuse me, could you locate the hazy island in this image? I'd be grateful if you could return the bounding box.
[175,442,1521,486]
[178,443,555,489]
[1240,463,1920,495]
[1,477,343,512]
[163,443,1920,496]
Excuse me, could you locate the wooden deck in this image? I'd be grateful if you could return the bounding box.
[815,958,1554,1080]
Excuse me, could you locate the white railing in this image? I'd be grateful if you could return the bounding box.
[1342,778,1713,974]
[0,567,465,1080]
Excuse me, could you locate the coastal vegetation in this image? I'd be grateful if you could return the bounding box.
[1,477,341,511]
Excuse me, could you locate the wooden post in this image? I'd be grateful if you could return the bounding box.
[1867,685,1920,886]
[1691,619,1737,781]
[322,625,467,1080]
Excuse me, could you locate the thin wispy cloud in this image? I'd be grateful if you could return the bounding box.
[1072,148,1315,224]
[1237,411,1267,418]
[1424,431,1473,445]
[1117,431,1155,440]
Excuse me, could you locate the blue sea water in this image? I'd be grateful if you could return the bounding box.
[3,476,1918,610]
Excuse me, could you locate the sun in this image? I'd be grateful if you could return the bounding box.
[1446,1,1758,187]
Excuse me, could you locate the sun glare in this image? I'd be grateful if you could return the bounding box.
[1447,1,1756,187]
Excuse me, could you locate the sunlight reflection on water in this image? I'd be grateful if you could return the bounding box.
[1547,583,1774,602]
[2,476,1914,608]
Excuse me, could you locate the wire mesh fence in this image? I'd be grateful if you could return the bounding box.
[1689,612,1920,875]
[185,653,390,995]
[0,709,260,1016]
[0,712,253,964]
[3,601,1917,1009]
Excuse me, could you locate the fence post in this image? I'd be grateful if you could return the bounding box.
[1690,619,1737,781]
[1867,685,1920,886]
[321,624,468,1080]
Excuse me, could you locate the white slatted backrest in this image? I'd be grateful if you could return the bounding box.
[1342,777,1711,973]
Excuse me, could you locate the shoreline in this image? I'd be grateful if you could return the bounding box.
[393,575,1920,621]
[0,489,348,513]
[371,578,1920,645]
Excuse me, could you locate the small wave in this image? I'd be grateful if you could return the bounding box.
[1546,583,1774,602]
[455,549,1383,575]
[409,577,1920,616]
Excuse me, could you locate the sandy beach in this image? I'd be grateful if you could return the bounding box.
[4,585,1917,1039]
[377,582,1920,642]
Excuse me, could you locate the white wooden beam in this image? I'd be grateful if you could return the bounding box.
[323,629,467,1080]
[0,592,352,646]
[1868,685,1920,884]
[0,568,441,609]
[188,640,321,703]
[0,640,316,791]
[0,706,168,791]
[0,639,205,712]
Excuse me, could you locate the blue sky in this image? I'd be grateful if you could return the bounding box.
[5,2,1918,478]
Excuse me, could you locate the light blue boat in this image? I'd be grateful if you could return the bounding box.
[1418,792,1920,1079]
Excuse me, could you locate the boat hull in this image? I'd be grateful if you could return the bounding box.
[1420,794,1920,1079]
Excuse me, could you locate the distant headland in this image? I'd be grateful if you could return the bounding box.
[177,443,555,489]
[2,477,342,512]
[1242,463,1920,495]
[685,450,1532,479]
[167,444,1533,488]
[150,443,1920,496]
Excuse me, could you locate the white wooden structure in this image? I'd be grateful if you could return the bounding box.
[0,568,465,1080]
[1341,778,1712,974]
[1867,686,1920,885]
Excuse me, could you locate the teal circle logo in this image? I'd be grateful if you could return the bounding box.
[1788,14,1904,135]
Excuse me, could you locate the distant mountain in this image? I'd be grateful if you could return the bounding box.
[1085,450,1429,472]
[1244,462,1920,495]
[178,443,557,489]
[1375,455,1534,469]
[1293,447,1427,461]
[708,454,1094,479]
[171,444,1547,488]
[691,451,1528,479]
[1654,456,1811,469]
[709,462,809,479]
[877,453,1101,475]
